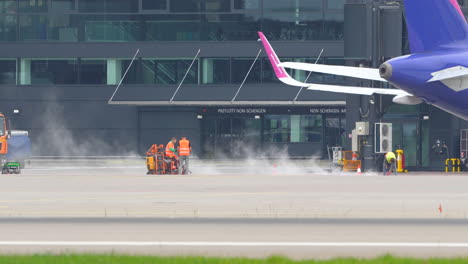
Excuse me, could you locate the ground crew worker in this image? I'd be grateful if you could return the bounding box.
[178,136,192,175]
[166,137,178,173]
[383,151,397,175]
[165,137,178,159]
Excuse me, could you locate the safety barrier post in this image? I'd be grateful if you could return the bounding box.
[445,159,449,173]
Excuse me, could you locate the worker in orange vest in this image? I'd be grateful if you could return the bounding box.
[166,137,178,159]
[178,136,192,175]
[166,137,178,173]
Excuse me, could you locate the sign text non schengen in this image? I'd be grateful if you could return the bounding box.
[310,108,346,114]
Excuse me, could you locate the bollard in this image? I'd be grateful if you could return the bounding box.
[396,149,404,173]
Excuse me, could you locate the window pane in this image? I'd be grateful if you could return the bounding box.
[79,0,105,12]
[205,0,230,12]
[84,15,141,42]
[264,0,322,12]
[19,15,48,41]
[143,0,167,10]
[121,60,140,84]
[51,0,75,11]
[232,58,261,83]
[30,59,78,84]
[80,60,107,84]
[155,60,177,84]
[170,0,201,12]
[19,0,48,12]
[202,58,230,84]
[0,16,16,41]
[107,59,140,85]
[264,115,290,143]
[145,15,200,41]
[106,0,138,13]
[0,60,16,85]
[48,15,78,41]
[142,60,156,84]
[262,12,323,40]
[324,11,344,40]
[301,115,322,142]
[142,59,198,84]
[177,60,198,84]
[234,0,259,10]
[327,0,345,9]
[0,1,17,13]
[202,13,260,41]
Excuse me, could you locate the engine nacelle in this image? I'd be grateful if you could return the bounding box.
[392,94,423,105]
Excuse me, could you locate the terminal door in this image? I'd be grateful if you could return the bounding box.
[392,121,419,168]
[201,117,261,158]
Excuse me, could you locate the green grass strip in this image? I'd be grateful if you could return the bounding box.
[0,255,468,264]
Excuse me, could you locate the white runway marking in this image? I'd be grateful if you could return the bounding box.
[0,241,468,248]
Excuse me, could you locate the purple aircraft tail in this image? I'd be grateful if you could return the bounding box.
[404,0,468,53]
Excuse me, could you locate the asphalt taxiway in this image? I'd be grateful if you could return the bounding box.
[0,159,467,258]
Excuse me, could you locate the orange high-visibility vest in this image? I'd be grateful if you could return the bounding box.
[166,141,175,158]
[179,139,191,156]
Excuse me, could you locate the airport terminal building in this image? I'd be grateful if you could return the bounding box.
[0,0,467,170]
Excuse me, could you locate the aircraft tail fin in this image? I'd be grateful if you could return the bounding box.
[404,0,468,53]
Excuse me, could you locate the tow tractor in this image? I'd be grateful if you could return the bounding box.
[0,114,31,174]
[0,113,18,174]
[145,144,180,175]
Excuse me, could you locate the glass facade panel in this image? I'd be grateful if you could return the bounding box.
[264,115,290,143]
[0,15,16,41]
[202,13,260,41]
[108,0,139,13]
[205,0,231,12]
[0,1,17,13]
[324,11,344,40]
[170,0,202,12]
[142,59,198,85]
[80,59,107,84]
[79,0,105,12]
[264,0,322,12]
[48,15,78,41]
[234,0,259,10]
[143,0,167,10]
[202,58,230,84]
[232,58,261,84]
[264,115,322,143]
[19,0,48,12]
[177,60,199,84]
[121,60,140,84]
[301,115,322,142]
[19,15,48,41]
[145,15,200,41]
[262,12,323,40]
[29,59,78,84]
[327,0,345,9]
[51,0,75,11]
[84,15,141,42]
[0,60,16,85]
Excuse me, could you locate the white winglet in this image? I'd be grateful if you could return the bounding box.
[257,31,413,101]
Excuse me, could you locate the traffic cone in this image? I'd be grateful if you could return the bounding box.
[357,164,362,175]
